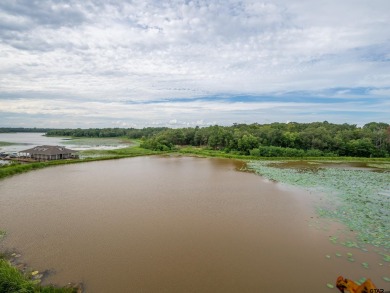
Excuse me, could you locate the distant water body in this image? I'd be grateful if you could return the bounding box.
[0,132,127,153]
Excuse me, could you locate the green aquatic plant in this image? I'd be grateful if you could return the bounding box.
[367,163,390,169]
[382,254,390,262]
[0,230,5,249]
[0,234,79,292]
[0,259,76,293]
[247,161,390,249]
[62,137,128,146]
[326,283,334,288]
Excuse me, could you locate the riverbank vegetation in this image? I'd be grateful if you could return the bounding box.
[62,136,133,146]
[0,258,78,293]
[140,122,390,157]
[1,231,79,292]
[0,141,15,147]
[175,146,390,162]
[0,147,158,180]
[43,121,390,158]
[1,139,389,182]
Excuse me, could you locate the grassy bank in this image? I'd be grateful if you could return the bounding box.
[2,145,389,181]
[0,147,160,180]
[0,141,15,147]
[1,229,78,292]
[176,146,390,162]
[0,258,77,293]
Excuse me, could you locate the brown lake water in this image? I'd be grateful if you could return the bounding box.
[0,156,388,292]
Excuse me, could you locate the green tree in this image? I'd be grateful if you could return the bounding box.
[237,134,259,154]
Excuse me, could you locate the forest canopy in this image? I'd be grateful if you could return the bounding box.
[42,122,390,158]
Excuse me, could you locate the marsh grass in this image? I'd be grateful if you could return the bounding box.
[0,258,77,293]
[177,147,254,159]
[177,146,390,162]
[80,146,158,157]
[0,141,15,147]
[0,236,78,292]
[63,137,132,147]
[367,163,390,169]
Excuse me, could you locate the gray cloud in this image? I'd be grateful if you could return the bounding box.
[0,0,389,127]
[0,0,86,28]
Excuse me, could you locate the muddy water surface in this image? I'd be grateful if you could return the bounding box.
[0,157,387,292]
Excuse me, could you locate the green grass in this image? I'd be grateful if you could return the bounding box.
[367,163,390,169]
[0,259,77,293]
[0,146,160,180]
[0,237,78,292]
[63,136,133,147]
[0,141,16,147]
[177,147,254,159]
[79,145,160,158]
[0,163,47,179]
[176,146,390,162]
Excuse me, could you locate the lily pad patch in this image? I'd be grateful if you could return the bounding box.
[247,161,390,249]
[326,283,334,289]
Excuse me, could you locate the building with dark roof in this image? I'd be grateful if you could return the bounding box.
[19,145,78,161]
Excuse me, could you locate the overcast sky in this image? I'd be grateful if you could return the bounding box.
[0,0,389,128]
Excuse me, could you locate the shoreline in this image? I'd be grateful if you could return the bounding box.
[0,156,340,292]
[1,144,389,181]
[1,151,389,291]
[0,252,82,292]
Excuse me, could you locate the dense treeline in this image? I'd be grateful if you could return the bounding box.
[40,122,390,157]
[46,127,168,139]
[0,128,53,133]
[140,122,390,157]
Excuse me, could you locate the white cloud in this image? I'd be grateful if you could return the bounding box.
[0,0,389,126]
